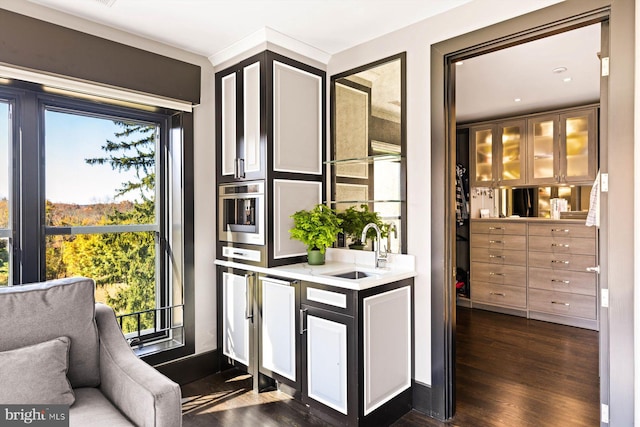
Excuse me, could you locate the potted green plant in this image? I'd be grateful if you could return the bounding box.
[337,204,388,249]
[289,204,343,265]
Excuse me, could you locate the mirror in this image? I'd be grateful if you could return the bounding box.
[472,185,593,219]
[330,53,406,253]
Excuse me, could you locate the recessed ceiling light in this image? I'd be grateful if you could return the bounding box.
[455,61,464,66]
[552,66,568,74]
[514,98,522,102]
[563,77,572,82]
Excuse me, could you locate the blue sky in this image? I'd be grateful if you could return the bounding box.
[0,104,152,205]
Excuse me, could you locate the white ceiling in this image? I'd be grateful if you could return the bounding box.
[22,0,599,121]
[456,23,601,123]
[26,0,471,62]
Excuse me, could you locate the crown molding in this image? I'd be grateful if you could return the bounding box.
[208,27,331,68]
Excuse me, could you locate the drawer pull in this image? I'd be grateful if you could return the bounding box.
[489,255,505,259]
[551,279,570,284]
[551,260,570,264]
[551,243,570,248]
[551,228,570,233]
[489,240,504,244]
[488,227,505,230]
[489,292,506,297]
[551,301,570,306]
[489,272,506,276]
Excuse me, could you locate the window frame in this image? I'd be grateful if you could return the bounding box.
[1,80,195,363]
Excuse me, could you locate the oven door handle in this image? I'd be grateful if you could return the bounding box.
[234,158,245,179]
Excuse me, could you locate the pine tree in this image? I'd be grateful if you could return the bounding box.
[84,120,159,332]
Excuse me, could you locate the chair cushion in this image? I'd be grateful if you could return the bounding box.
[0,336,75,405]
[70,388,134,427]
[0,277,100,388]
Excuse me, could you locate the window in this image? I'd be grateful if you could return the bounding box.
[0,100,11,287]
[1,82,192,361]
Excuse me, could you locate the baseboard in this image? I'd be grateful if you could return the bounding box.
[154,349,220,386]
[412,380,449,421]
[412,380,432,414]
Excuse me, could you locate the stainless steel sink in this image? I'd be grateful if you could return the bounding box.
[331,270,371,279]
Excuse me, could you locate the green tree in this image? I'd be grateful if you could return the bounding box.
[85,121,158,332]
[0,198,9,285]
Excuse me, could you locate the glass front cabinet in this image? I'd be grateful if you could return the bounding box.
[468,106,597,188]
[527,107,597,185]
[470,120,526,187]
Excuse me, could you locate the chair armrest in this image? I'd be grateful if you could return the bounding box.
[95,303,182,427]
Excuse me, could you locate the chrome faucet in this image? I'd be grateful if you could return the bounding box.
[361,223,388,269]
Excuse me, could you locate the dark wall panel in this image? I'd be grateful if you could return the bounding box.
[0,8,201,104]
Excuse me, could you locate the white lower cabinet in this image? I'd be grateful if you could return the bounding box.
[306,314,348,414]
[221,270,253,366]
[218,267,414,426]
[259,277,297,382]
[300,279,413,426]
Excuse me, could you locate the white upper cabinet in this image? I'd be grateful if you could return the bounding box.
[273,61,323,175]
[216,52,325,183]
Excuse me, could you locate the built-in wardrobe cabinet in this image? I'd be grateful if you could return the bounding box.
[466,105,597,188]
[527,107,597,185]
[469,219,599,330]
[470,120,526,187]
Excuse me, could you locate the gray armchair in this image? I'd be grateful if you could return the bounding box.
[0,277,182,427]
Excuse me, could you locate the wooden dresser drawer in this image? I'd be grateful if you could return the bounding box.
[528,235,596,255]
[529,289,596,320]
[470,247,526,266]
[528,251,596,272]
[528,223,596,239]
[471,282,526,308]
[471,262,526,287]
[528,267,597,296]
[471,233,526,251]
[471,221,526,235]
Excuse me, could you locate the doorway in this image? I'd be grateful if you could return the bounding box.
[429,1,635,425]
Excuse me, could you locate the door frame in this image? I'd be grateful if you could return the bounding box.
[430,0,634,424]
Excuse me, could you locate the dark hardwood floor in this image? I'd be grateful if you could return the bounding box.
[181,307,599,426]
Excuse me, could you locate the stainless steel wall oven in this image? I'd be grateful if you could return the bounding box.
[218,181,265,246]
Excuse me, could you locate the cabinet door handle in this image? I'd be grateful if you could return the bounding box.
[489,292,505,297]
[551,260,570,264]
[488,227,505,231]
[299,308,308,335]
[551,243,570,248]
[551,228,570,233]
[489,272,505,276]
[551,301,570,306]
[234,158,245,179]
[245,273,254,320]
[489,240,504,244]
[551,279,570,284]
[489,254,505,259]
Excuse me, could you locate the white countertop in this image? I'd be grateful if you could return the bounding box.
[214,248,417,291]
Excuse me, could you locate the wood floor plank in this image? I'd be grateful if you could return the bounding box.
[181,307,599,426]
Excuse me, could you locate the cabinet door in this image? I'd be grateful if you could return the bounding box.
[302,307,351,416]
[273,179,322,259]
[260,277,297,382]
[220,71,237,177]
[470,124,496,187]
[222,271,253,366]
[527,114,559,184]
[273,60,323,175]
[497,120,526,186]
[560,108,596,183]
[242,61,262,177]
